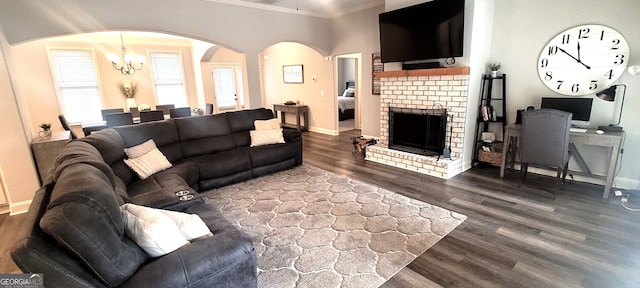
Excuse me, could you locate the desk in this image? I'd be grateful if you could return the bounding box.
[273,104,309,131]
[500,124,622,198]
[31,131,71,184]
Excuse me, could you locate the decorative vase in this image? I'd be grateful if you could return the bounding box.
[491,71,498,77]
[126,98,137,110]
[38,129,52,140]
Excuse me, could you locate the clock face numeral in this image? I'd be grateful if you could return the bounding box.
[611,39,621,50]
[579,28,590,39]
[605,69,614,80]
[537,24,629,96]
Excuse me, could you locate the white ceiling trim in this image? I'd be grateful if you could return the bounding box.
[203,0,384,18]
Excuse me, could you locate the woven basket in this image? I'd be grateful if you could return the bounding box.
[478,149,502,165]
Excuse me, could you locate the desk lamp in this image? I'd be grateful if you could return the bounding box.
[596,84,625,132]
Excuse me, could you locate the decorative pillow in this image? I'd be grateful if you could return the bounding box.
[124,148,172,179]
[124,139,157,159]
[342,88,355,97]
[120,203,189,257]
[156,209,213,241]
[254,118,280,130]
[250,129,285,147]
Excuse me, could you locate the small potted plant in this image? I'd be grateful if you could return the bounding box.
[488,62,502,77]
[38,123,52,139]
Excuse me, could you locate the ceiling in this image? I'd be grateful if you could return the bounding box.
[206,0,384,18]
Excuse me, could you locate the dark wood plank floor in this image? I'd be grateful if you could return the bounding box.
[303,130,640,288]
[1,129,639,287]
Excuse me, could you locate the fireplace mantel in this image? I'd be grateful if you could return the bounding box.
[375,66,470,78]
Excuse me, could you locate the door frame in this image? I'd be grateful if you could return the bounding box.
[334,53,362,132]
[211,63,245,112]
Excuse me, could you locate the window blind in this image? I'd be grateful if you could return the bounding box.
[150,52,188,108]
[49,49,102,123]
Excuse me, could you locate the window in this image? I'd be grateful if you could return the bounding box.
[149,52,188,108]
[49,49,102,123]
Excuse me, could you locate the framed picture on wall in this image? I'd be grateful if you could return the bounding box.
[372,53,383,95]
[283,65,304,83]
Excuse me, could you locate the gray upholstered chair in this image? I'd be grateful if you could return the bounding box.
[58,114,78,140]
[100,108,124,121]
[129,107,140,119]
[104,112,134,127]
[155,104,175,115]
[140,110,165,122]
[520,108,572,186]
[169,107,192,118]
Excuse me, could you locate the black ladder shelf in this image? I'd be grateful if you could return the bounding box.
[473,74,507,166]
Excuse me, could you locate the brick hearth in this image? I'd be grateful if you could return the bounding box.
[367,67,470,179]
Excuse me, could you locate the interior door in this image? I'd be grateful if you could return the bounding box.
[212,64,245,111]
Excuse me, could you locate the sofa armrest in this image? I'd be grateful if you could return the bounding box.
[282,129,301,142]
[120,230,257,288]
[159,197,205,212]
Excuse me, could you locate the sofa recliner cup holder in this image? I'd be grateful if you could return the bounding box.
[176,190,190,197]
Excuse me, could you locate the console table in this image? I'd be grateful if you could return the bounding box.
[31,131,71,184]
[273,104,309,131]
[499,124,622,198]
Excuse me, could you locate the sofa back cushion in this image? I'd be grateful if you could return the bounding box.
[40,163,148,287]
[174,114,236,158]
[54,140,131,204]
[79,128,135,186]
[226,108,274,147]
[115,120,183,163]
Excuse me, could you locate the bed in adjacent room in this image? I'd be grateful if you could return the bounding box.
[338,82,355,121]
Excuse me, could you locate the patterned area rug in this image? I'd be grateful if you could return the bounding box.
[204,164,466,288]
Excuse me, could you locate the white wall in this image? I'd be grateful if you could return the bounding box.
[330,5,385,137]
[491,0,640,188]
[0,30,41,214]
[0,0,333,110]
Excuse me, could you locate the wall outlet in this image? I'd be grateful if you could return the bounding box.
[615,190,623,197]
[320,91,325,97]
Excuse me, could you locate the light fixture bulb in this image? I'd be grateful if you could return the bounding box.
[107,53,119,63]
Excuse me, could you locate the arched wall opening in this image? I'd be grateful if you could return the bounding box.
[259,42,337,135]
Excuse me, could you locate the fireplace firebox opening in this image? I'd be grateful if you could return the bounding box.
[388,107,447,156]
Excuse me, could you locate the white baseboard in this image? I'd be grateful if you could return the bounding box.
[308,126,338,136]
[498,165,639,190]
[10,200,31,215]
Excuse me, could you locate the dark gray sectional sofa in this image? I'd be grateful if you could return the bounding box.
[11,108,303,288]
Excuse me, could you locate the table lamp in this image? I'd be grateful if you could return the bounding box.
[596,85,625,132]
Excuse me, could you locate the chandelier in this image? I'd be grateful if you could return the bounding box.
[107,32,145,75]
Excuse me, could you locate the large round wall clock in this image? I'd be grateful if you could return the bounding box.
[537,24,629,96]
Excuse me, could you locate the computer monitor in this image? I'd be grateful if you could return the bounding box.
[540,97,593,127]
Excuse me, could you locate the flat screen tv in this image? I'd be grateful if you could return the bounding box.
[379,0,465,63]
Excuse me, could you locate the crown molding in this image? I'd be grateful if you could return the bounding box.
[203,0,383,18]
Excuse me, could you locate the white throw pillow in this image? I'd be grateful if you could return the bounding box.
[120,203,189,257]
[156,209,213,241]
[254,118,280,130]
[124,139,157,159]
[250,129,285,147]
[124,148,172,179]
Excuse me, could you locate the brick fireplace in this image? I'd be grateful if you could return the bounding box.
[366,67,470,179]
